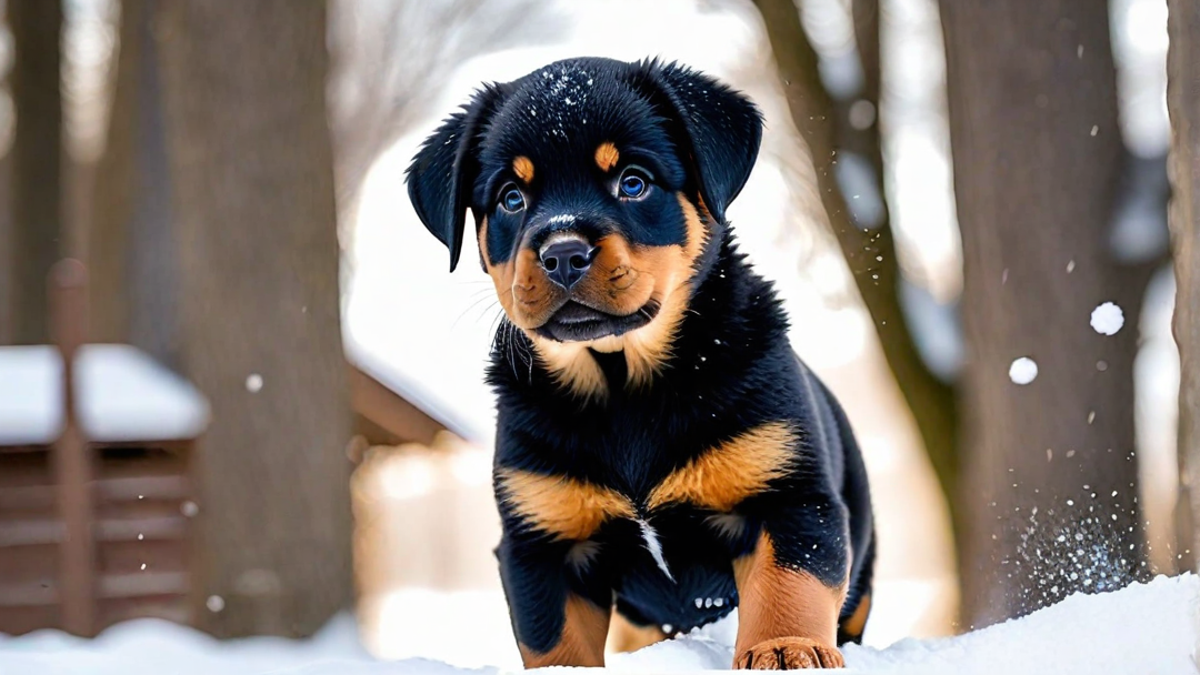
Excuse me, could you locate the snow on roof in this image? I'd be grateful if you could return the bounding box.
[0,345,61,446]
[0,344,210,446]
[344,336,490,444]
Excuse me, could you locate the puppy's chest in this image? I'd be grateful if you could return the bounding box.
[495,417,798,543]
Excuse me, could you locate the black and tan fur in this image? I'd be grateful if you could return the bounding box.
[406,57,874,670]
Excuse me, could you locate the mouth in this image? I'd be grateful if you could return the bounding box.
[535,300,659,343]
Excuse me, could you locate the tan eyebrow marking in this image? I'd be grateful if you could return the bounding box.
[594,142,620,172]
[513,156,535,183]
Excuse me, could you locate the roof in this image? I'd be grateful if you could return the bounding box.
[344,337,488,444]
[0,344,210,446]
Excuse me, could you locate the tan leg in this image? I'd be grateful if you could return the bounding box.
[839,593,871,643]
[732,533,846,670]
[606,610,669,654]
[518,594,610,668]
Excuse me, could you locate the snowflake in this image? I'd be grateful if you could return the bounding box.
[1009,357,1038,385]
[1090,302,1124,336]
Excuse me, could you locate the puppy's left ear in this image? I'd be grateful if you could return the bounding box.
[406,84,506,272]
[638,60,763,222]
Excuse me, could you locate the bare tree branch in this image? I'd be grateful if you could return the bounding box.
[327,0,560,213]
[753,0,960,527]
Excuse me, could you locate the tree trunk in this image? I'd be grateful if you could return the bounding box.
[7,0,62,344]
[940,1,1152,627]
[88,0,139,345]
[0,153,14,344]
[754,0,961,533]
[156,1,354,637]
[1168,0,1200,573]
[89,0,179,366]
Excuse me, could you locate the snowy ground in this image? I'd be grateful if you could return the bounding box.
[1,574,1195,674]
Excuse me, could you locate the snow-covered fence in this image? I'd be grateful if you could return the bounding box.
[0,260,209,637]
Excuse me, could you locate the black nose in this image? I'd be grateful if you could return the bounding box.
[539,239,594,289]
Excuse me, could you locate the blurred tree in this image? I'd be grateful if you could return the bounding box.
[940,2,1155,626]
[0,154,13,345]
[7,0,63,344]
[156,0,353,638]
[1168,0,1199,574]
[89,0,550,346]
[89,0,177,366]
[79,0,551,636]
[326,0,551,245]
[752,0,960,532]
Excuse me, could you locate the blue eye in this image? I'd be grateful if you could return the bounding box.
[618,168,650,199]
[500,185,525,213]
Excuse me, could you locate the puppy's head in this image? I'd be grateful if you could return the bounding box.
[407,58,761,386]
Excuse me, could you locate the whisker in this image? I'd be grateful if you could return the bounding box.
[472,299,501,328]
[516,328,535,384]
[452,294,500,329]
[506,323,524,381]
[489,308,507,339]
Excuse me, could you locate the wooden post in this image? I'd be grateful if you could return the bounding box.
[49,259,95,636]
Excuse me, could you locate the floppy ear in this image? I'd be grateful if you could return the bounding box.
[638,60,763,222]
[405,85,505,271]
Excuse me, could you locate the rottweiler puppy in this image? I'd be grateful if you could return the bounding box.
[406,57,874,670]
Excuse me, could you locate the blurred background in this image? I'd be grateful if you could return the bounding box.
[0,0,1196,670]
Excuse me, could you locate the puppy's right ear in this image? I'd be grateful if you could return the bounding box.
[406,85,505,272]
[632,60,762,224]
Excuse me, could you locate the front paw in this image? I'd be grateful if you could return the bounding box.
[735,637,844,670]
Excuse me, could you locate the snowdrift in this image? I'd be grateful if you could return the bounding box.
[0,574,1195,674]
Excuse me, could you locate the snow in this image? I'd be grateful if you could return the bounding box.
[1008,357,1039,385]
[245,373,264,393]
[344,336,491,445]
[0,344,210,446]
[1091,302,1126,336]
[0,614,373,675]
[834,152,886,230]
[0,575,1195,674]
[844,574,1200,674]
[0,346,60,445]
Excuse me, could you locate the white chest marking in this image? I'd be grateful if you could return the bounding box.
[637,518,674,582]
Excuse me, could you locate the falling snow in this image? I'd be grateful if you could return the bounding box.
[1008,496,1142,614]
[245,374,264,393]
[1009,357,1039,385]
[1090,302,1125,336]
